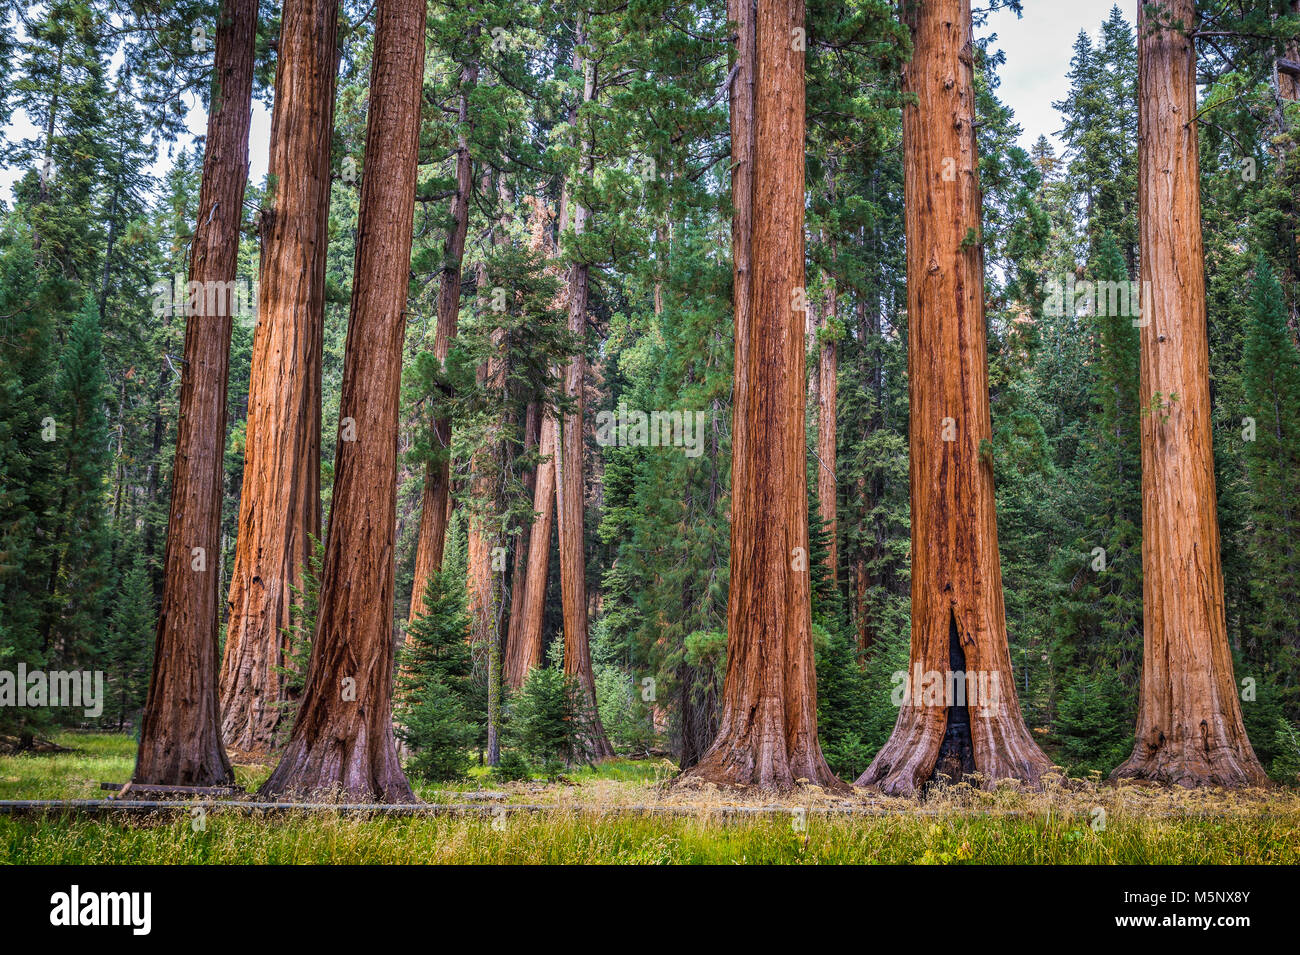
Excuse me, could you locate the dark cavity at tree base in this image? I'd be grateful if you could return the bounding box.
[856,614,1049,797]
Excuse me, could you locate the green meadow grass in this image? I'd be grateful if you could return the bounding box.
[4,807,1296,864]
[2,732,1297,864]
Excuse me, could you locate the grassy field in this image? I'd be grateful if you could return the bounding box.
[2,732,1298,864]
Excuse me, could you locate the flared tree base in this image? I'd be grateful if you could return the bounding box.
[260,735,416,803]
[677,724,847,793]
[219,711,282,760]
[856,711,1050,797]
[133,737,234,789]
[1111,738,1269,789]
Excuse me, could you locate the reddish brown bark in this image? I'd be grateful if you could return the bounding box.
[407,52,480,627]
[133,0,256,786]
[503,204,561,689]
[1112,0,1267,788]
[466,305,504,661]
[467,184,514,656]
[1279,1,1300,103]
[729,0,755,530]
[504,410,556,689]
[466,320,508,762]
[856,0,1049,795]
[556,20,613,757]
[683,0,839,791]
[853,536,873,654]
[504,401,541,655]
[465,487,498,653]
[817,261,837,583]
[220,0,339,754]
[260,0,425,801]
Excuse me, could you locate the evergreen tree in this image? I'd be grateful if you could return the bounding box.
[1048,232,1142,771]
[0,228,61,734]
[9,0,111,283]
[1241,257,1300,719]
[102,546,154,731]
[396,571,478,780]
[1052,7,1137,268]
[42,295,111,673]
[509,664,587,776]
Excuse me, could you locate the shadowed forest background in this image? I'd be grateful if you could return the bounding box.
[2,0,1300,794]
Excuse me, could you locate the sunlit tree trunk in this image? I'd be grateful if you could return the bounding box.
[856,0,1049,795]
[557,17,613,757]
[133,0,257,786]
[683,0,838,790]
[504,410,557,689]
[221,0,339,753]
[260,0,425,800]
[1112,0,1267,788]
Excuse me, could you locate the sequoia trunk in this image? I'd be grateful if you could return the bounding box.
[221,0,339,753]
[682,0,839,790]
[855,0,1050,795]
[407,53,479,626]
[504,401,540,653]
[1111,0,1267,788]
[260,0,425,801]
[133,0,256,786]
[504,410,557,689]
[556,20,613,757]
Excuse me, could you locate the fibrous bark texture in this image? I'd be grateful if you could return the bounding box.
[557,21,613,758]
[504,400,540,661]
[1111,0,1267,788]
[683,0,840,791]
[855,0,1050,796]
[221,0,339,753]
[504,409,554,689]
[133,0,256,786]
[260,0,425,802]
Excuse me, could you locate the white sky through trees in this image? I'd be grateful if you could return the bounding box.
[985,0,1127,154]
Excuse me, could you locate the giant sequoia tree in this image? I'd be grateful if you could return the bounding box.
[556,18,613,759]
[133,0,256,786]
[1111,0,1267,788]
[683,0,839,790]
[221,0,339,754]
[504,410,556,689]
[855,0,1050,795]
[260,0,425,801]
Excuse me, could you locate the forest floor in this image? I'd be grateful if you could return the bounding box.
[1,732,1297,863]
